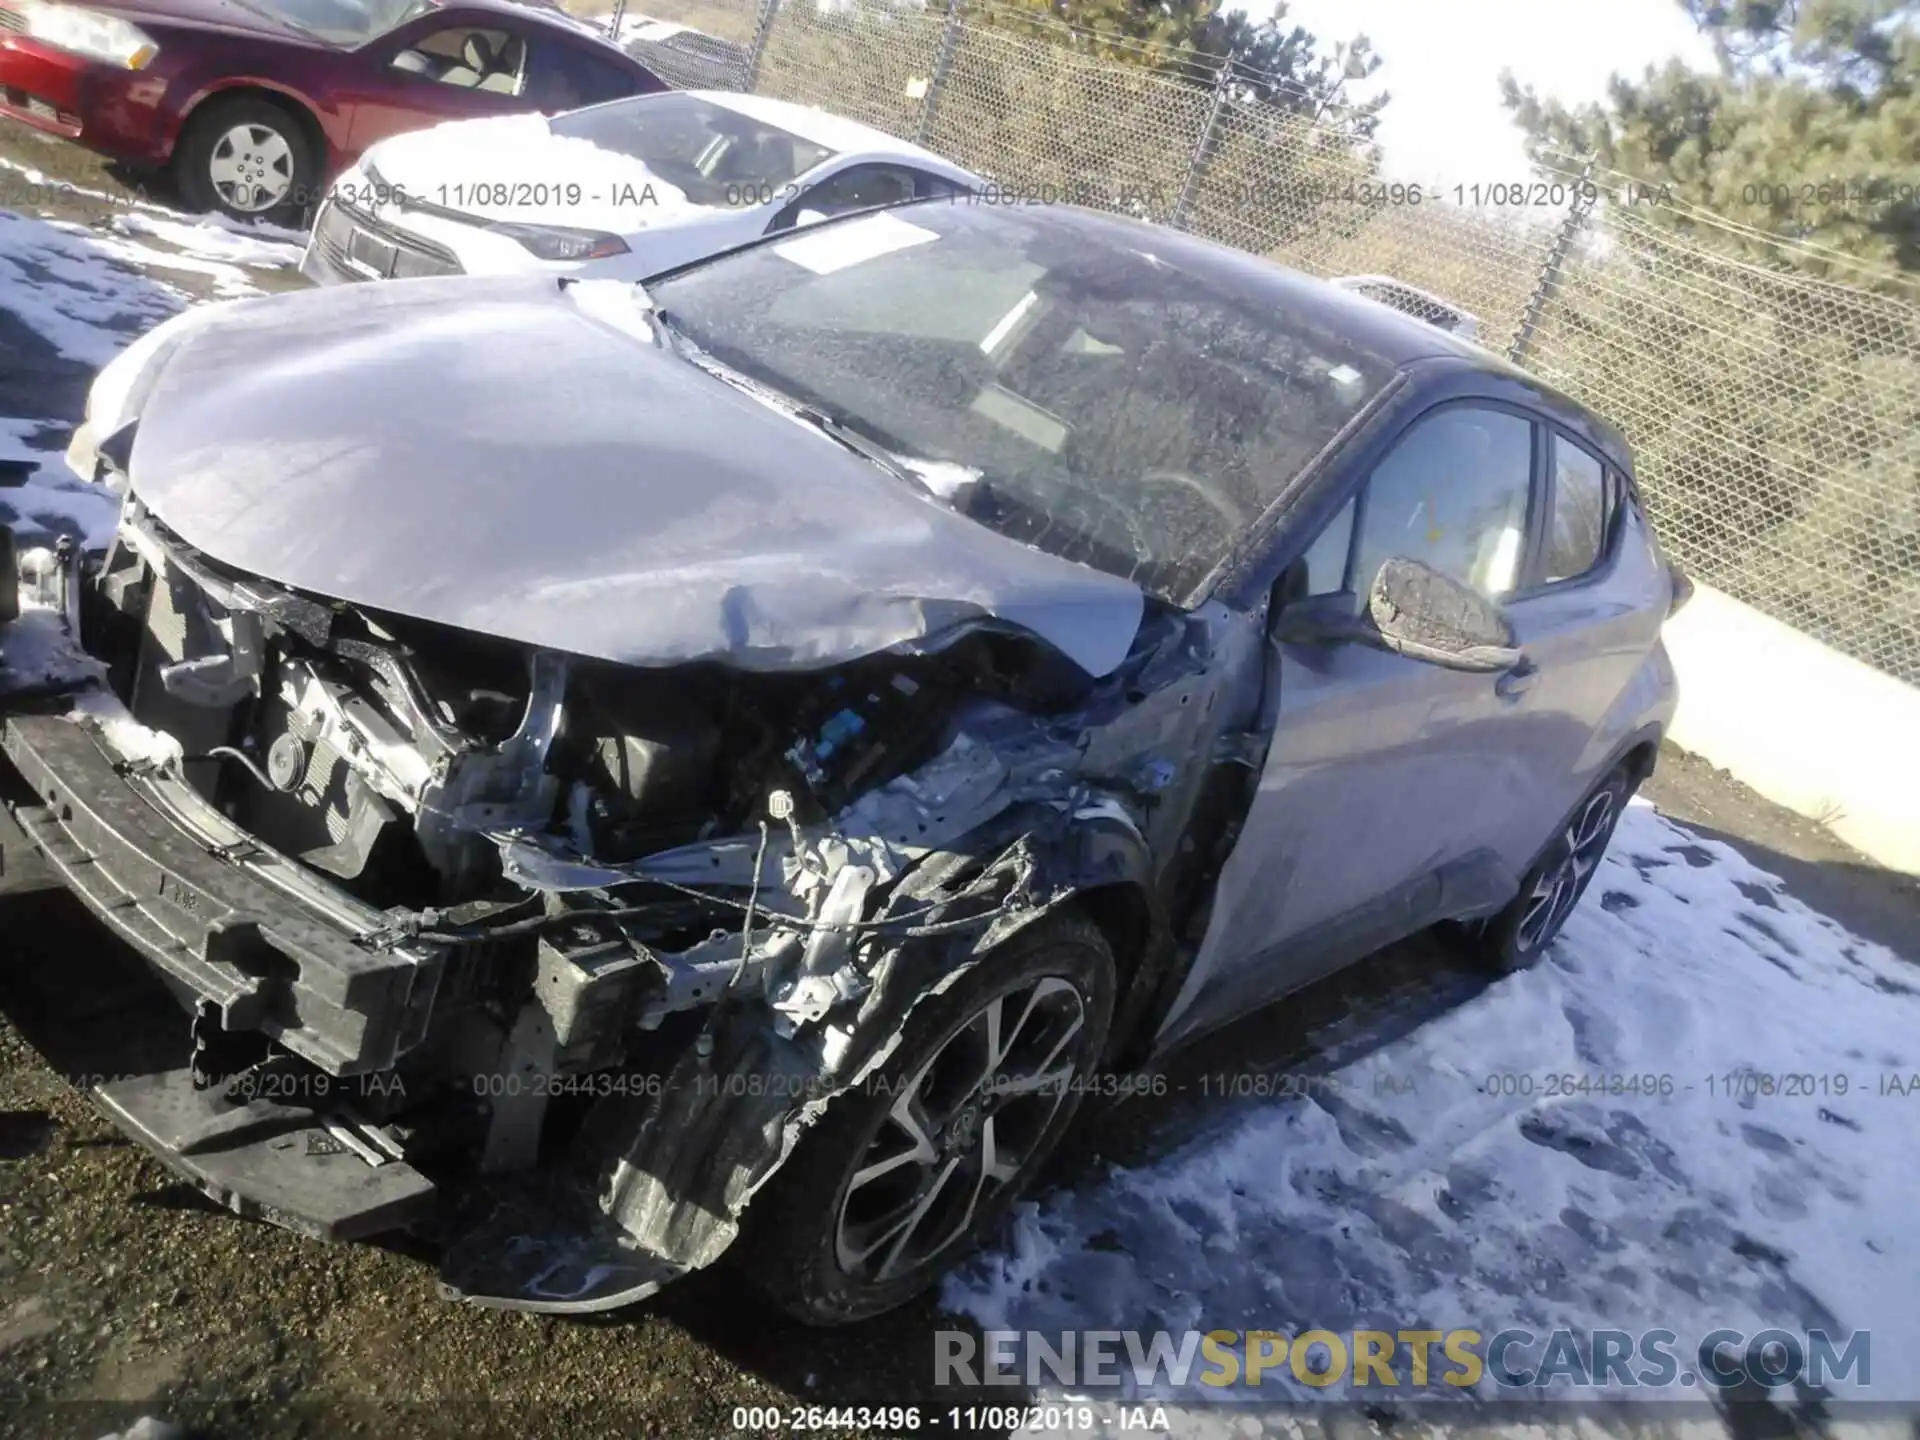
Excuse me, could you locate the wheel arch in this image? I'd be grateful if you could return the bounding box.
[970,806,1173,1071]
[1616,731,1662,788]
[1515,723,1664,882]
[174,83,331,185]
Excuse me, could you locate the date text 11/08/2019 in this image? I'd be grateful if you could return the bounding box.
[464,1068,1343,1103]
[729,1405,1167,1433]
[1468,1071,1920,1099]
[1207,180,1675,209]
[319,177,1687,215]
[194,1066,1920,1107]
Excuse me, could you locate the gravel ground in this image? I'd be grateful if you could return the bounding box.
[0,893,971,1440]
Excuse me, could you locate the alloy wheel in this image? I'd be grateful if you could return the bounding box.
[833,975,1087,1282]
[207,123,294,214]
[1516,786,1617,952]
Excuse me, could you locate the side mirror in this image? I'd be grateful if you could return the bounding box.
[1367,556,1520,672]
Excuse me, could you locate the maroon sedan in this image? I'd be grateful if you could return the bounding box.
[0,0,666,221]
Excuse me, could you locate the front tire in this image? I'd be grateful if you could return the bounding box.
[736,911,1116,1325]
[175,96,318,225]
[1472,765,1635,972]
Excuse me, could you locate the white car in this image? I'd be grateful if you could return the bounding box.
[299,89,983,285]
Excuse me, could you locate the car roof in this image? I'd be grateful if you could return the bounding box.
[823,199,1629,456]
[957,202,1491,365]
[691,90,959,168]
[1330,274,1484,332]
[1014,209,1625,437]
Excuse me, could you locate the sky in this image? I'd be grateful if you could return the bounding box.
[1275,0,1719,185]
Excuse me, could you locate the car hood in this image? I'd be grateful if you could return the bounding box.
[96,0,316,42]
[115,275,1147,676]
[366,114,724,234]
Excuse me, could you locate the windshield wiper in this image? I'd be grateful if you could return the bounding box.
[786,405,920,490]
[649,304,688,352]
[657,325,920,490]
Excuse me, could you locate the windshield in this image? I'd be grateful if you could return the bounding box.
[647,202,1399,604]
[240,0,429,44]
[550,94,835,207]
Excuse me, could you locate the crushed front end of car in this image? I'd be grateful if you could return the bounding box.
[0,278,1266,1314]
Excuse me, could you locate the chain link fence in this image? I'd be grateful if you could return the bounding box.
[580,0,1920,686]
[1521,180,1920,683]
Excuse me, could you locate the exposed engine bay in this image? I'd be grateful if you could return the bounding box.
[3,483,1263,1312]
[98,494,1113,907]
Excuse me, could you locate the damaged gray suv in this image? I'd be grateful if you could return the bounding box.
[0,198,1682,1324]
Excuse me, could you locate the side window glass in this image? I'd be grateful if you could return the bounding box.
[529,44,640,110]
[904,168,969,200]
[1350,406,1534,600]
[1543,435,1612,582]
[1299,493,1357,596]
[393,27,526,95]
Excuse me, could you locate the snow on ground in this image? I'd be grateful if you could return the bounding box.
[0,418,116,550]
[102,210,306,293]
[1,174,298,550]
[0,208,187,367]
[0,157,301,359]
[945,801,1920,1428]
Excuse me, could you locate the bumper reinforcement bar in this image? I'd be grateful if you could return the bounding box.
[2,711,435,1076]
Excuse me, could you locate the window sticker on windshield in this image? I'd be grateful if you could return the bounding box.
[773,212,939,275]
[971,384,1068,453]
[1327,364,1362,386]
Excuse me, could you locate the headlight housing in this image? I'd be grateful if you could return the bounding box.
[19,0,159,68]
[489,222,630,262]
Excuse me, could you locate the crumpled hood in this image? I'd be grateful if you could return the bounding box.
[365,115,716,235]
[118,275,1146,676]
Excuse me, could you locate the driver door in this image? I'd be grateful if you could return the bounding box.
[1159,402,1543,1045]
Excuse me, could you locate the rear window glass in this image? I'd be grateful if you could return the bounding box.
[1544,435,1613,582]
[550,93,834,205]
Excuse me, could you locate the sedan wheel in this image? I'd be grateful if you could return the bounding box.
[737,911,1115,1325]
[176,98,318,225]
[207,122,295,215]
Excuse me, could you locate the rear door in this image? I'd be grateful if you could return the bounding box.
[1478,427,1672,876]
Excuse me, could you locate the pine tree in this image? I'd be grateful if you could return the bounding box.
[1501,0,1919,275]
[976,0,1384,129]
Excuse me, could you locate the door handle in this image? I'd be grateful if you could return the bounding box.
[1495,658,1538,700]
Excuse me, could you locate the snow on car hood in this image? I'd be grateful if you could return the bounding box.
[114,276,1147,676]
[362,114,716,234]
